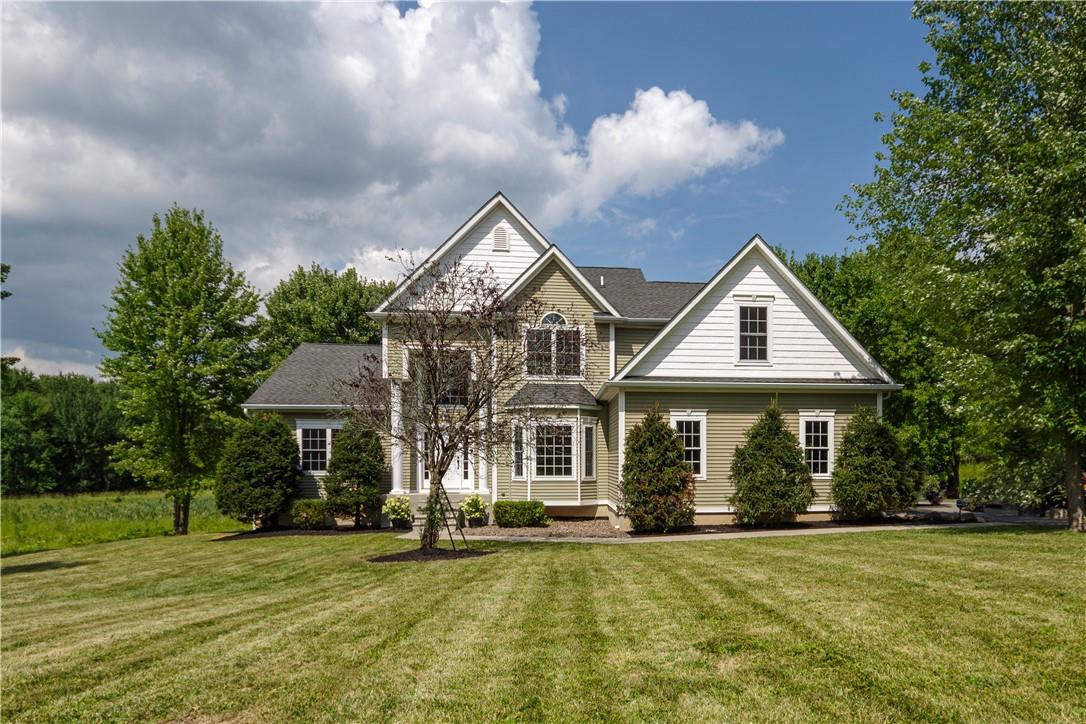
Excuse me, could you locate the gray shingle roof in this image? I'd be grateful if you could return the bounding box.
[578,266,703,319]
[245,343,381,407]
[505,382,599,408]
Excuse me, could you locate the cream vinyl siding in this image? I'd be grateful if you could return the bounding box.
[623,391,877,507]
[631,246,876,380]
[509,259,611,392]
[615,326,662,372]
[274,412,396,499]
[605,398,621,504]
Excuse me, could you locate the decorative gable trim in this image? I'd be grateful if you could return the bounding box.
[613,235,894,383]
[502,246,621,316]
[373,192,550,314]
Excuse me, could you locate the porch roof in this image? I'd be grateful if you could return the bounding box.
[505,382,600,409]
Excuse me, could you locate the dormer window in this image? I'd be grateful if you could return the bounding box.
[526,312,582,377]
[492,224,509,251]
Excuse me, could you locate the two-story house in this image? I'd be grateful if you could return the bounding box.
[243,192,901,524]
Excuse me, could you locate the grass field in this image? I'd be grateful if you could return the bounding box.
[1,491,246,556]
[2,526,1083,722]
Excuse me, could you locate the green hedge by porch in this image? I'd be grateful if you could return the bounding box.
[493,500,549,528]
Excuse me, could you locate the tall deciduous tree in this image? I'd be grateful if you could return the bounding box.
[844,2,1086,530]
[261,264,394,368]
[99,206,261,534]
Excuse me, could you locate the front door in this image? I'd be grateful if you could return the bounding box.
[421,445,472,491]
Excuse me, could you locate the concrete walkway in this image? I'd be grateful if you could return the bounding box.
[398,520,1025,545]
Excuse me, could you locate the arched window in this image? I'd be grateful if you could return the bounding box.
[526,313,581,377]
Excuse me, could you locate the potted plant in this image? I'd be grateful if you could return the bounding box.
[382,495,413,529]
[458,494,488,527]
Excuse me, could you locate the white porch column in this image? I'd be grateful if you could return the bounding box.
[390,382,405,494]
[618,391,626,484]
[477,413,489,493]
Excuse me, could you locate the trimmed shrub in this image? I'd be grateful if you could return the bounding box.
[323,421,385,528]
[620,407,696,532]
[291,499,328,530]
[458,494,488,524]
[493,500,549,528]
[382,495,413,526]
[831,407,916,519]
[730,405,815,526]
[214,414,299,528]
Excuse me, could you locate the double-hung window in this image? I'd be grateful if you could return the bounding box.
[512,425,525,480]
[298,421,344,473]
[535,423,574,478]
[582,423,596,480]
[800,411,834,477]
[525,313,582,377]
[670,411,707,481]
[301,428,328,472]
[737,304,769,362]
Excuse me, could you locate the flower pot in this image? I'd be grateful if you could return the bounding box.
[392,519,412,530]
[467,517,487,528]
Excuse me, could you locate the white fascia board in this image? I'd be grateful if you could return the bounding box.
[613,235,895,384]
[501,246,621,316]
[374,192,550,314]
[594,379,903,400]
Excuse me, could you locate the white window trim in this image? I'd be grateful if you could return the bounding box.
[582,422,597,481]
[522,319,586,381]
[296,419,345,475]
[669,409,707,482]
[799,409,835,479]
[530,418,578,481]
[734,296,773,366]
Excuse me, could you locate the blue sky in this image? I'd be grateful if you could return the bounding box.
[2,2,932,374]
[534,2,931,275]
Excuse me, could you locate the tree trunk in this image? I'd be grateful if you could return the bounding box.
[354,508,362,530]
[173,493,192,535]
[420,484,443,549]
[1065,440,1085,532]
[948,448,961,498]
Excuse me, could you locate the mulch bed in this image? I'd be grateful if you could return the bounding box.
[368,548,493,563]
[463,518,625,538]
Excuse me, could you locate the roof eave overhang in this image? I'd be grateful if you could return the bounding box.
[594,379,904,401]
[241,403,350,411]
[593,315,670,326]
[505,403,602,411]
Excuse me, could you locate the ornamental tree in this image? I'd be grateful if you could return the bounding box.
[620,407,696,533]
[344,255,575,549]
[214,413,300,528]
[324,421,386,528]
[730,405,814,526]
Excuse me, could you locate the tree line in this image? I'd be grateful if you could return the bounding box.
[0,230,394,497]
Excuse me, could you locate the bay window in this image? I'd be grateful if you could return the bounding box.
[535,423,573,478]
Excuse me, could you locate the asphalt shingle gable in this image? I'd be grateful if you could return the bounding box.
[578,266,703,319]
[245,343,380,407]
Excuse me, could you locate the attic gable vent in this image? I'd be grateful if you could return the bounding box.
[492,225,509,251]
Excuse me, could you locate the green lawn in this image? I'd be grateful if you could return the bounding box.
[2,528,1083,722]
[1,491,247,556]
